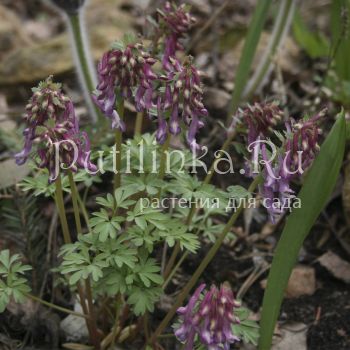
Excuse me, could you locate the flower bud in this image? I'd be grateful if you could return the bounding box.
[51,0,86,15]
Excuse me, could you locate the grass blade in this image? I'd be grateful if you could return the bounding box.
[228,0,273,117]
[243,0,296,100]
[258,112,346,350]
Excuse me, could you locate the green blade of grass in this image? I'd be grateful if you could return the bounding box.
[228,0,273,117]
[258,112,346,350]
[331,0,350,81]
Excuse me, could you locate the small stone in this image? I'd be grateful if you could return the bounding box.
[60,312,89,342]
[285,265,316,298]
[272,323,307,350]
[204,87,231,114]
[318,251,350,284]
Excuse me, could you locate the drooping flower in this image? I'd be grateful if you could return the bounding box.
[15,77,96,182]
[34,122,96,182]
[243,103,325,221]
[15,76,78,166]
[242,102,283,145]
[155,57,207,151]
[93,40,157,130]
[157,2,196,70]
[51,0,86,14]
[174,284,241,350]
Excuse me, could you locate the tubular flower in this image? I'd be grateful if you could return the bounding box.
[246,106,325,221]
[34,123,96,182]
[158,2,195,70]
[15,77,96,182]
[156,57,208,151]
[242,102,283,145]
[15,76,78,166]
[283,110,324,173]
[93,42,157,130]
[174,284,241,350]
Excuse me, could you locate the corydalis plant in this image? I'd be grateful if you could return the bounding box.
[156,57,208,150]
[15,76,96,182]
[157,2,196,70]
[174,284,241,350]
[93,38,157,130]
[242,103,325,220]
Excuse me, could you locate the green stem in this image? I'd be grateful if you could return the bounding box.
[26,293,89,319]
[54,176,71,244]
[85,278,101,349]
[109,294,122,349]
[68,171,82,235]
[163,202,194,278]
[143,312,150,343]
[158,133,171,180]
[164,130,238,278]
[67,13,102,123]
[151,176,262,342]
[114,100,125,192]
[76,190,91,230]
[162,251,189,290]
[204,130,237,185]
[54,176,95,345]
[134,111,143,137]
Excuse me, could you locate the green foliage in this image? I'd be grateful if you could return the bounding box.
[0,250,32,312]
[292,10,329,58]
[232,307,260,345]
[127,285,163,316]
[331,0,350,81]
[20,167,100,197]
[59,238,109,284]
[259,113,346,350]
[229,0,273,114]
[106,134,201,175]
[90,208,124,241]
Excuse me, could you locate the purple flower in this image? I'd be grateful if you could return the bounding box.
[174,284,241,350]
[93,42,157,130]
[15,76,78,166]
[242,102,283,145]
[15,77,96,182]
[155,57,207,150]
[35,122,96,183]
[158,2,196,70]
[243,103,325,221]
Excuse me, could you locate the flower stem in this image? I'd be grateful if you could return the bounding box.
[134,111,143,137]
[114,100,125,192]
[76,190,91,230]
[151,175,262,342]
[54,176,71,244]
[204,130,237,185]
[26,293,89,319]
[162,251,189,290]
[109,294,122,349]
[163,204,194,278]
[85,278,101,349]
[67,13,102,123]
[54,175,96,347]
[68,171,82,234]
[163,130,238,278]
[158,133,171,180]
